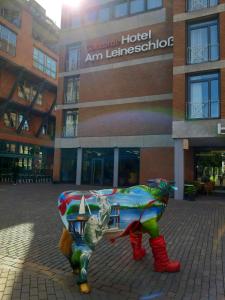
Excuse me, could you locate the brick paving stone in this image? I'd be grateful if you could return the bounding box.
[1,185,225,299]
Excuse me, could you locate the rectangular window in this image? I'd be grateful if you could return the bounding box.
[130,0,145,14]
[114,1,129,18]
[187,0,218,12]
[98,6,110,22]
[67,44,81,71]
[63,110,78,137]
[64,76,80,104]
[18,83,43,105]
[187,72,219,119]
[147,0,163,10]
[84,9,97,25]
[71,15,81,28]
[33,48,57,79]
[188,19,219,64]
[0,23,16,55]
[0,8,21,27]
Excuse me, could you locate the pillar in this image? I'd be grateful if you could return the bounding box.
[76,147,82,185]
[174,139,184,200]
[113,148,119,187]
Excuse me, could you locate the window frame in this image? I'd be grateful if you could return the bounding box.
[187,18,219,65]
[186,71,220,120]
[0,23,17,56]
[186,0,219,12]
[33,47,57,79]
[63,110,78,138]
[67,43,81,71]
[64,76,80,104]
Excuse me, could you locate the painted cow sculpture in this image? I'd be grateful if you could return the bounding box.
[58,179,180,294]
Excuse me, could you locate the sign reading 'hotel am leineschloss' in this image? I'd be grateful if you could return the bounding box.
[85,30,174,63]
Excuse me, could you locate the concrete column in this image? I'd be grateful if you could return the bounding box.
[113,148,119,188]
[53,148,61,182]
[76,148,82,185]
[174,139,184,200]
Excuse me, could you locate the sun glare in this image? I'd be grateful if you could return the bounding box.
[63,0,82,9]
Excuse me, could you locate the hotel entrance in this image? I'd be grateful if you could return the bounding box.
[195,149,225,188]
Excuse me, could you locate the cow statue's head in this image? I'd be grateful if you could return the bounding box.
[147,178,174,205]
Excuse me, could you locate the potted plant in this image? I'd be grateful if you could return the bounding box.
[184,184,197,201]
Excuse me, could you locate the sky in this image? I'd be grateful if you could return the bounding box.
[36,0,62,27]
[35,0,83,27]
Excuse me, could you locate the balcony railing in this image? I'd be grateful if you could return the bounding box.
[64,96,79,104]
[187,0,218,12]
[62,126,77,138]
[187,44,219,64]
[186,100,219,119]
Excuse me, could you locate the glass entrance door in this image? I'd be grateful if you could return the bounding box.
[91,158,104,185]
[195,150,225,187]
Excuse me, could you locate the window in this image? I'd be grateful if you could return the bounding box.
[71,15,81,28]
[61,149,77,182]
[65,76,80,104]
[188,19,219,64]
[33,48,57,79]
[147,0,163,9]
[187,0,218,12]
[18,83,42,105]
[0,8,21,27]
[63,110,78,137]
[84,9,97,25]
[0,23,16,55]
[3,112,29,131]
[98,6,110,22]
[187,72,219,119]
[114,1,129,18]
[67,44,81,71]
[130,0,145,14]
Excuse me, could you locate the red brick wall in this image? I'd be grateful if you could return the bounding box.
[80,60,172,102]
[78,101,172,137]
[140,147,174,184]
[0,8,58,86]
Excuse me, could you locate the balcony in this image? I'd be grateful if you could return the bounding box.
[186,100,219,120]
[187,0,218,12]
[187,44,219,64]
[62,126,77,138]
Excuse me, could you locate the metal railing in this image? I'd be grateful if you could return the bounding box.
[186,100,219,119]
[187,0,218,11]
[62,126,77,138]
[187,44,219,64]
[64,95,79,104]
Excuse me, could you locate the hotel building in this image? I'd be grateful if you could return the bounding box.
[0,0,58,182]
[54,0,225,199]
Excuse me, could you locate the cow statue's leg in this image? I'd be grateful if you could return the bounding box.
[71,241,92,294]
[129,225,146,261]
[142,218,180,272]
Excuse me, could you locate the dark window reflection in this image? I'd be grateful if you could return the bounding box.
[61,149,77,182]
[119,148,140,187]
[82,148,114,186]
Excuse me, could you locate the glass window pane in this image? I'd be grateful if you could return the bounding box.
[71,16,81,28]
[211,79,219,118]
[189,27,208,63]
[130,0,145,14]
[210,24,219,61]
[98,6,110,22]
[147,0,162,9]
[114,1,128,18]
[68,45,80,70]
[190,81,208,119]
[85,10,97,24]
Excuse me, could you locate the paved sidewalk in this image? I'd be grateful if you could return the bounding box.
[0,184,225,300]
